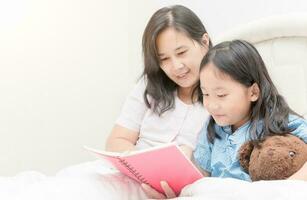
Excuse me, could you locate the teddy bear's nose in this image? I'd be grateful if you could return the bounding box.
[267,149,275,156]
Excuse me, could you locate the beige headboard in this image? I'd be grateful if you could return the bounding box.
[214,13,307,117]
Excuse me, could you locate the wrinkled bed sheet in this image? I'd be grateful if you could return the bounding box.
[0,160,146,200]
[1,160,307,200]
[179,177,307,200]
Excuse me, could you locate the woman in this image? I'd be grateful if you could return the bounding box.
[104,5,213,198]
[106,5,211,160]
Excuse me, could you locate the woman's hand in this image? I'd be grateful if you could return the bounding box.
[141,181,177,199]
[288,161,307,181]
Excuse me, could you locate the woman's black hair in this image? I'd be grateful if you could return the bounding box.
[142,5,212,115]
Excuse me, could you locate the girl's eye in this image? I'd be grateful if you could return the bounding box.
[160,57,168,62]
[217,94,227,98]
[178,51,187,55]
[202,93,209,97]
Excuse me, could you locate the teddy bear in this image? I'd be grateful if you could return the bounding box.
[239,134,307,181]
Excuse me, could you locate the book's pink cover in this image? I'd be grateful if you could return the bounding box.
[88,144,203,196]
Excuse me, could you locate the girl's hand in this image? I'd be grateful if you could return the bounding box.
[288,161,307,181]
[288,161,307,180]
[141,181,176,199]
[179,145,193,159]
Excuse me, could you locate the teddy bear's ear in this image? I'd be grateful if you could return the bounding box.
[238,141,255,173]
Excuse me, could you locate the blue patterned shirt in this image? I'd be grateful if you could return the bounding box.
[193,115,307,181]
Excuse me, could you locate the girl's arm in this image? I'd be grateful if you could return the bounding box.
[287,116,307,180]
[179,145,193,159]
[191,154,211,177]
[105,124,139,152]
[141,181,176,199]
[288,162,307,181]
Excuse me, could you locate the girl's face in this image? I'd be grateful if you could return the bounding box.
[200,63,259,131]
[156,27,208,92]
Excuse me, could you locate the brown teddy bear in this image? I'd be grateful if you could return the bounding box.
[239,134,307,181]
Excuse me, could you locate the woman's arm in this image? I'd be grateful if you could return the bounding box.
[105,124,139,152]
[288,162,307,181]
[105,79,148,152]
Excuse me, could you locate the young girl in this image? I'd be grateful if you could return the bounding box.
[106,5,211,158]
[194,39,307,180]
[143,40,307,199]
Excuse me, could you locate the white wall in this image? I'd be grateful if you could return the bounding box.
[155,0,307,41]
[0,0,156,175]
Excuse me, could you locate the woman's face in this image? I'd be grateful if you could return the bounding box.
[156,27,208,91]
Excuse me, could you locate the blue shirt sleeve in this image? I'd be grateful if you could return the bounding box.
[288,114,307,143]
[193,119,212,173]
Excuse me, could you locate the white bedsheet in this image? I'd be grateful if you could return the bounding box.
[0,160,146,200]
[179,177,307,200]
[1,160,307,200]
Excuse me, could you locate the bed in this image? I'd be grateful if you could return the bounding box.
[1,14,307,200]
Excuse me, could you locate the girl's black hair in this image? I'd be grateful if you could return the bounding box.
[142,5,212,115]
[199,40,299,143]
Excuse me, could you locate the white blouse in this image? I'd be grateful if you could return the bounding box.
[116,78,209,150]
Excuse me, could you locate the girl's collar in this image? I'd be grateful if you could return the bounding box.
[221,121,251,135]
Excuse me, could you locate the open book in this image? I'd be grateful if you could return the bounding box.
[85,143,203,196]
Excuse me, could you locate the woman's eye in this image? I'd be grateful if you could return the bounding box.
[160,57,168,62]
[217,94,227,98]
[202,93,209,97]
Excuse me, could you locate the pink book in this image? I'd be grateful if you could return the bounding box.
[85,143,203,196]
